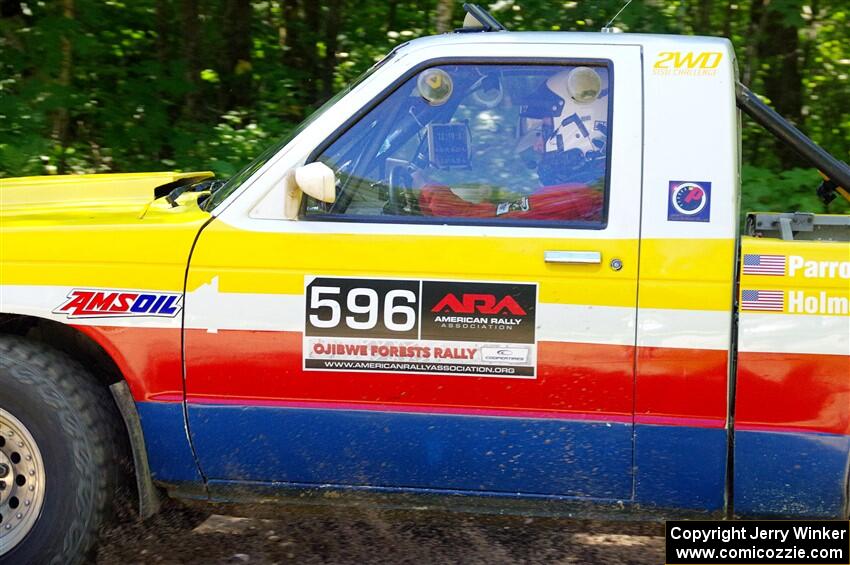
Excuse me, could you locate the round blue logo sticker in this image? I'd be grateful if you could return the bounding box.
[668,181,711,222]
[672,182,706,214]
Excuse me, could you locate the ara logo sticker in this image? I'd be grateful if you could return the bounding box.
[431,293,527,316]
[54,288,182,318]
[668,181,711,222]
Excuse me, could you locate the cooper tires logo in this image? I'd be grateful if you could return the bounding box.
[481,347,529,364]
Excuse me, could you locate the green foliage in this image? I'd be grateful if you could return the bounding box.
[0,0,848,219]
[741,165,850,216]
[179,111,285,177]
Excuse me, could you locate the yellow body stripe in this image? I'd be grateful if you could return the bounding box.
[0,171,212,212]
[188,222,638,305]
[740,236,850,291]
[1,173,737,314]
[739,236,850,316]
[187,222,737,311]
[639,238,736,311]
[1,196,209,291]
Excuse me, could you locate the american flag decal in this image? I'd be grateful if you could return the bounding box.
[741,290,784,312]
[742,254,786,275]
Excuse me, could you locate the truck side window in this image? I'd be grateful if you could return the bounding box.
[306,63,611,228]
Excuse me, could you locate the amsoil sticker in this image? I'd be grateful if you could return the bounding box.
[667,180,711,222]
[54,288,182,318]
[304,277,537,378]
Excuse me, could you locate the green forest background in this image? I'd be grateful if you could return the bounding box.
[1,0,848,215]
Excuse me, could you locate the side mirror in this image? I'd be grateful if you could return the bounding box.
[295,162,336,203]
[283,161,337,220]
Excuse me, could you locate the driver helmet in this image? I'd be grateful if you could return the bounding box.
[516,67,609,186]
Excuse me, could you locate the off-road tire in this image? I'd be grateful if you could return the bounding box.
[0,335,125,564]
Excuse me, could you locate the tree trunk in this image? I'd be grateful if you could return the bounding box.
[180,0,201,119]
[721,1,734,40]
[155,0,171,67]
[422,0,430,31]
[281,0,301,66]
[299,0,322,106]
[280,0,322,110]
[321,0,342,99]
[53,0,74,173]
[743,0,770,85]
[435,0,453,33]
[756,2,805,166]
[696,0,713,34]
[0,0,23,18]
[222,0,253,110]
[387,0,398,32]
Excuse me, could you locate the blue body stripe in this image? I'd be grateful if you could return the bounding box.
[136,401,204,483]
[634,424,727,512]
[734,429,850,517]
[136,402,850,517]
[188,404,634,499]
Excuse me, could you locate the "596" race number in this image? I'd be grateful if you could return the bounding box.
[305,278,420,339]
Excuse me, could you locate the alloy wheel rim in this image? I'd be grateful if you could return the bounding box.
[0,408,46,556]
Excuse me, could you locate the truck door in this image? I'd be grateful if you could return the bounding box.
[184,45,643,501]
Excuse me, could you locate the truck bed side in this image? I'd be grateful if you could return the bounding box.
[734,233,850,516]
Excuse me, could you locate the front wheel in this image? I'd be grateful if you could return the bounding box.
[0,335,125,564]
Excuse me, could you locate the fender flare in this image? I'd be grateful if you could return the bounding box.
[109,380,165,519]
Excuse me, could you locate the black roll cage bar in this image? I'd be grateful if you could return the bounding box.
[735,82,850,204]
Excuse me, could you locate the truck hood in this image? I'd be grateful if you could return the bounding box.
[0,171,215,222]
[1,172,215,296]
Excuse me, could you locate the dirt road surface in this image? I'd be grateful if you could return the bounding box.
[95,506,665,564]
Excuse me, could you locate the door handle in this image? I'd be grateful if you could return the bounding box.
[544,251,602,264]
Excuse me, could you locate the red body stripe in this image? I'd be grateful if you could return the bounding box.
[184,330,635,419]
[735,351,850,436]
[75,327,847,436]
[75,325,183,401]
[636,346,729,422]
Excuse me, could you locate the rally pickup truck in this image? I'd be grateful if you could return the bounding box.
[1,10,849,564]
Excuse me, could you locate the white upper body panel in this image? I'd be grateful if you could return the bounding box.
[211,33,632,240]
[213,30,738,242]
